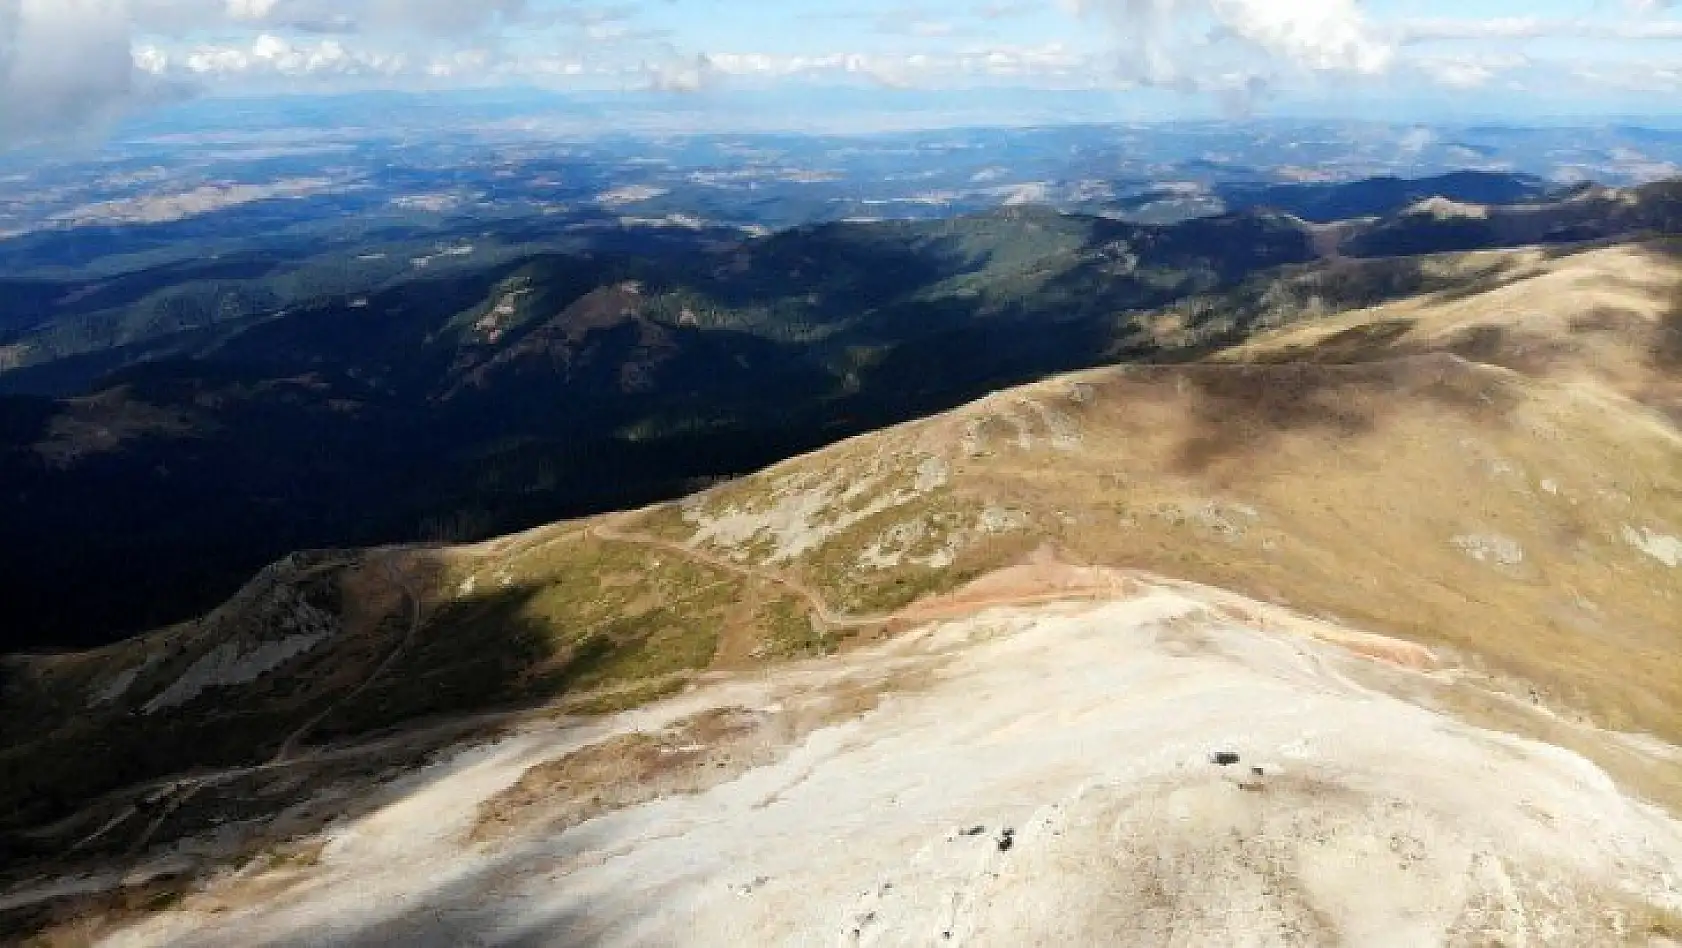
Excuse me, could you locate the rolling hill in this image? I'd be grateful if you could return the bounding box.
[7,176,1682,654]
[4,229,1682,944]
[0,205,1319,650]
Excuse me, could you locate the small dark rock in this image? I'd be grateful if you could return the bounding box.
[961,825,986,837]
[1211,751,1241,766]
[997,834,1015,853]
[1251,766,1265,777]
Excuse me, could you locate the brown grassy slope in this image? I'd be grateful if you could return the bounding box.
[649,240,1682,745]
[0,526,818,865]
[1222,239,1682,417]
[4,238,1680,872]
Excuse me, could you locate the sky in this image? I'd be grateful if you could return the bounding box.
[3,0,1682,144]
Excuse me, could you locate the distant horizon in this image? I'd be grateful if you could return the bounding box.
[97,84,1682,142]
[7,1,1682,152]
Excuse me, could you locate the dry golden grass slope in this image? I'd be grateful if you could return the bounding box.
[639,240,1682,744]
[5,237,1682,944]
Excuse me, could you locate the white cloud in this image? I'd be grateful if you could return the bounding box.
[1400,15,1682,42]
[426,50,489,80]
[1620,18,1682,37]
[226,0,279,20]
[0,0,158,144]
[1397,126,1435,153]
[139,33,453,81]
[645,53,720,93]
[1399,17,1552,43]
[1214,0,1392,73]
[7,0,1682,141]
[121,0,672,94]
[1067,0,1392,105]
[0,0,555,146]
[1063,0,1682,104]
[1413,57,1499,89]
[133,0,535,36]
[979,1,1040,18]
[703,43,1093,89]
[171,33,410,78]
[1568,58,1682,92]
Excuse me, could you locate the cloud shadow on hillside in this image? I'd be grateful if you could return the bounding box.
[1163,356,1522,477]
[1162,238,1682,475]
[1647,242,1682,372]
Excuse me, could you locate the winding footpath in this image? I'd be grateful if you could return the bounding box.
[63,515,1265,861]
[272,555,423,763]
[588,518,892,630]
[73,554,427,856]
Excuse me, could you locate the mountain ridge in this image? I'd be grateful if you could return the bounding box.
[8,176,1682,652]
[5,233,1680,886]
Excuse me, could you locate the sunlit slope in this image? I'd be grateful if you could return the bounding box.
[1223,238,1682,420]
[98,588,1682,947]
[628,239,1682,744]
[636,365,1679,738]
[5,234,1680,885]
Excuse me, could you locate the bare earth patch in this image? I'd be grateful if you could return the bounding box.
[90,582,1682,948]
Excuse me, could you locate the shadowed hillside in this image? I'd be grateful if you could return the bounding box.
[0,206,1319,651]
[5,234,1682,944]
[9,179,1682,654]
